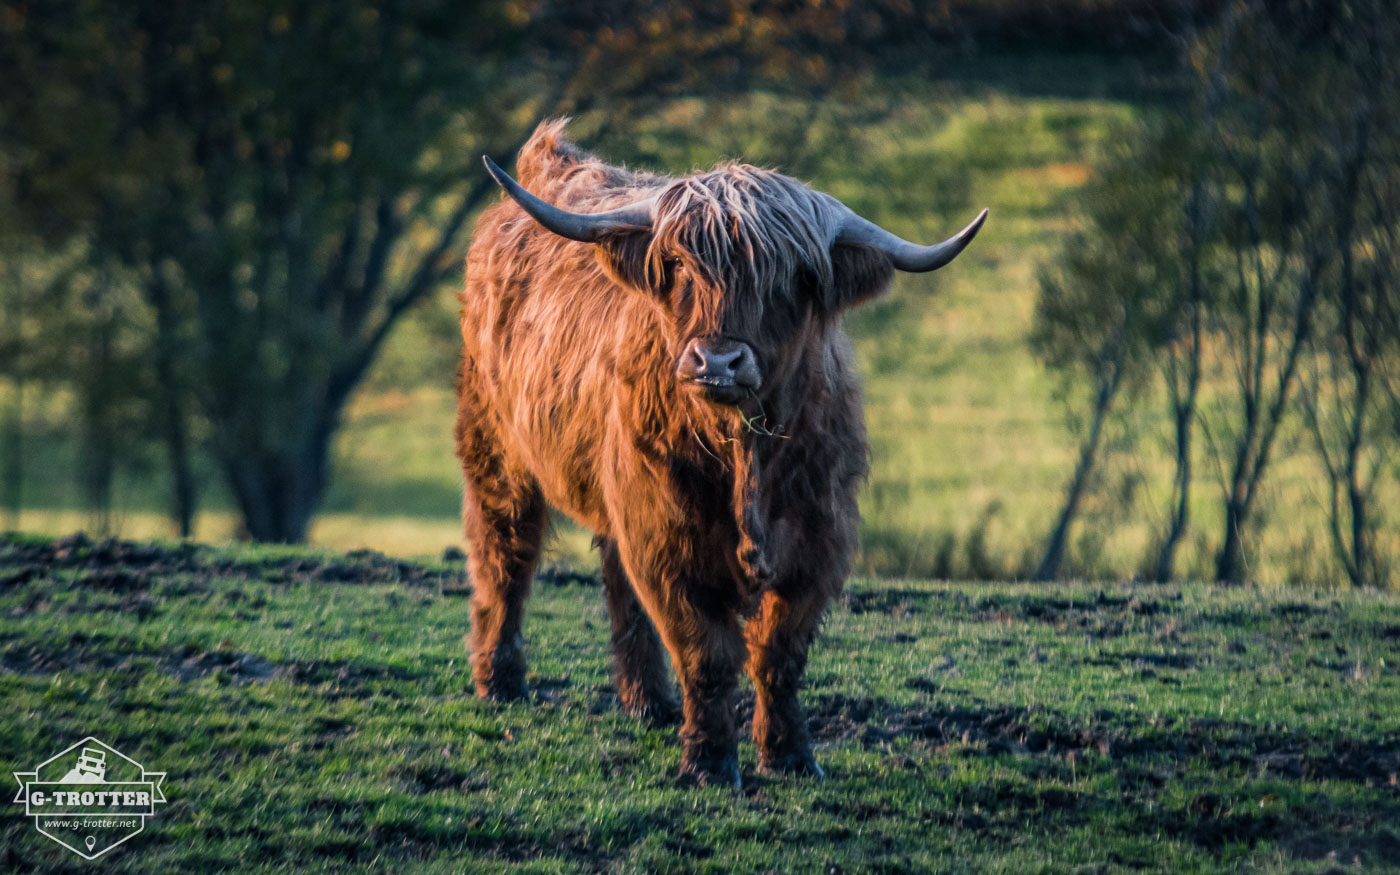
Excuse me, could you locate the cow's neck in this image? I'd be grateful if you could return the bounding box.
[690,341,822,600]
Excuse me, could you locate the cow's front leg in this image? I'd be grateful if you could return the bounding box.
[673,618,746,788]
[746,580,838,777]
[672,608,746,788]
[621,555,746,788]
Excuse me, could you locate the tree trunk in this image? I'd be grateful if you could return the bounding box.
[1339,362,1371,586]
[1153,296,1202,583]
[1215,492,1247,584]
[163,397,197,539]
[1346,461,1367,587]
[221,447,324,543]
[2,373,20,531]
[148,275,198,538]
[215,398,340,543]
[1152,390,1196,582]
[3,256,23,531]
[1212,237,1320,584]
[81,307,116,536]
[1034,362,1122,581]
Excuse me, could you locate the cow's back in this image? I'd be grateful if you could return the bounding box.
[458,129,671,532]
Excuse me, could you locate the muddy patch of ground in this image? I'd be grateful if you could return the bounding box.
[0,636,429,693]
[800,693,1114,758]
[1,533,607,596]
[841,586,972,617]
[786,691,1400,792]
[1086,650,1200,670]
[0,533,461,589]
[972,590,1178,638]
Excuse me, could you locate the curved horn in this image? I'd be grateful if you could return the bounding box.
[833,205,988,273]
[482,155,654,242]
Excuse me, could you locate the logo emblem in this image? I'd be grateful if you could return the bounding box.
[12,736,167,860]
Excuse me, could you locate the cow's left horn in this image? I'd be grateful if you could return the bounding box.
[483,156,654,242]
[833,205,988,273]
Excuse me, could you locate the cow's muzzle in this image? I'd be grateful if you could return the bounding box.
[677,337,761,405]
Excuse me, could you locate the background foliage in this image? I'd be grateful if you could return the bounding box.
[2,0,1396,587]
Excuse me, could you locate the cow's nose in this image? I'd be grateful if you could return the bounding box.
[689,344,745,376]
[677,338,762,403]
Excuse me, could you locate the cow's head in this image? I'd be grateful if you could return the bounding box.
[484,156,986,406]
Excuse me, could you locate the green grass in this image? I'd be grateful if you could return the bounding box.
[4,534,1399,872]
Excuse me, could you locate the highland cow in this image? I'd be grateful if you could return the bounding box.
[457,120,985,787]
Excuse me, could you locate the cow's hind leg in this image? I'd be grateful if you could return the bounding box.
[746,577,841,777]
[458,408,546,701]
[598,537,680,726]
[463,475,545,701]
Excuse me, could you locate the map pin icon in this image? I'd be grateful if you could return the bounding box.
[85,836,96,852]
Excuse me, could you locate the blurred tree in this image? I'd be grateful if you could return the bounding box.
[0,252,27,531]
[1197,5,1319,584]
[1,0,904,542]
[67,268,157,534]
[2,0,545,540]
[1292,0,1400,588]
[1029,147,1177,580]
[1035,110,1233,583]
[1035,0,1400,585]
[1194,0,1400,584]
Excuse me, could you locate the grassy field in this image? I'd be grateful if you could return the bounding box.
[5,52,1396,584]
[3,533,1399,872]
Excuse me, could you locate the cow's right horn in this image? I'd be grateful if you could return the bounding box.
[833,203,988,273]
[483,156,654,242]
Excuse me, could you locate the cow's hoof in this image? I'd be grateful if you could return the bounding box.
[758,749,825,779]
[474,672,528,702]
[625,696,682,728]
[471,645,527,701]
[678,752,742,790]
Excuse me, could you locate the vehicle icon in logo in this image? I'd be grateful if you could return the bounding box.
[12,736,168,860]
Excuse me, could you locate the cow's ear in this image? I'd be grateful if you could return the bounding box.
[595,231,657,292]
[823,243,896,312]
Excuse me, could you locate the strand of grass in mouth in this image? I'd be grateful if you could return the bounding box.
[741,389,789,438]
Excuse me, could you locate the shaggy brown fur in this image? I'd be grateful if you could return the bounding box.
[457,120,907,787]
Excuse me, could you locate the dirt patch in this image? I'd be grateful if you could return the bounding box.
[388,760,486,794]
[1271,601,1334,619]
[78,568,150,593]
[1,637,429,692]
[0,564,44,587]
[973,590,1175,638]
[789,693,1400,791]
[535,566,599,587]
[796,693,1113,760]
[0,533,460,589]
[0,533,603,591]
[1,635,136,676]
[1284,827,1400,867]
[162,647,277,681]
[841,586,975,617]
[1087,650,1199,670]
